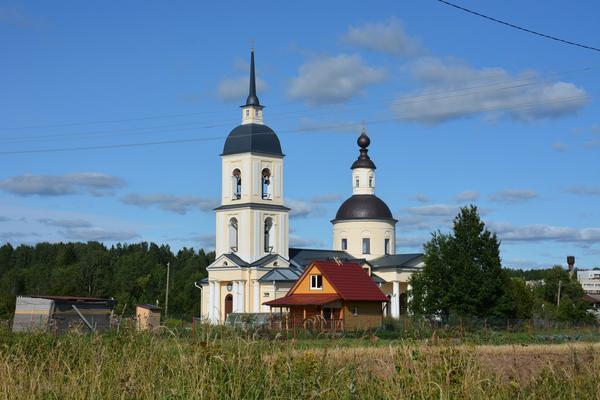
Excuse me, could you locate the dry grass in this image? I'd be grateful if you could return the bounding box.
[1,327,600,399]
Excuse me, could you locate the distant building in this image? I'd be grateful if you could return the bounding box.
[12,295,114,333]
[577,270,600,294]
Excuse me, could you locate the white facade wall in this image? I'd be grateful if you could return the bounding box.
[332,219,396,260]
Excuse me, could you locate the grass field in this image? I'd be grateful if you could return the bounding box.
[2,322,600,399]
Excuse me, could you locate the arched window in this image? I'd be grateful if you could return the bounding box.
[264,217,274,253]
[355,177,359,188]
[261,168,272,200]
[231,169,241,200]
[369,175,373,187]
[229,218,238,252]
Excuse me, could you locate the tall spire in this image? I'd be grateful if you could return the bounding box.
[245,49,261,107]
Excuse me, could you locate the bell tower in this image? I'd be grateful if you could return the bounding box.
[214,50,290,263]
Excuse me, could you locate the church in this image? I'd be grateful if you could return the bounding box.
[198,51,424,324]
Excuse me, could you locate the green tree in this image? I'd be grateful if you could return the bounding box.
[410,205,510,319]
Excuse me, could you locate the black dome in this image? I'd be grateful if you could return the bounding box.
[334,195,396,222]
[222,123,283,156]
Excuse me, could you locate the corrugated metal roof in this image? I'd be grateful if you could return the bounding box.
[288,248,356,268]
[370,253,423,269]
[315,261,389,301]
[29,295,111,303]
[259,268,301,282]
[137,304,161,311]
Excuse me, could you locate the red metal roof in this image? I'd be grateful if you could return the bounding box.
[264,260,388,307]
[315,261,389,302]
[264,294,340,306]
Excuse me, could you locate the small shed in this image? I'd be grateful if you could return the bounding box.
[136,304,161,331]
[12,295,114,333]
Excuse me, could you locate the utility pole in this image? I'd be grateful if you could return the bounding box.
[557,280,562,307]
[165,262,170,319]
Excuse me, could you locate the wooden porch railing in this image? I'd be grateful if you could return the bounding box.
[269,316,344,332]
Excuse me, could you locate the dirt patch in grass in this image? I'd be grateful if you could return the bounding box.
[276,342,600,386]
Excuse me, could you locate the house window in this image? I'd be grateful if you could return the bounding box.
[229,218,238,252]
[369,176,373,187]
[384,238,390,255]
[245,109,249,116]
[310,275,323,290]
[264,292,270,298]
[355,178,359,188]
[261,168,272,200]
[264,217,274,253]
[232,169,241,200]
[341,238,347,250]
[362,238,370,254]
[352,307,359,316]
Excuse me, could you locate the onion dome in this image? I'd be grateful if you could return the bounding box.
[222,123,283,156]
[334,194,395,222]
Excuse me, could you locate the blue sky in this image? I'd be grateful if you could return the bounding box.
[1,1,599,269]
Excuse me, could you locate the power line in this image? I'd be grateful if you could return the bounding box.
[1,67,594,145]
[1,64,596,135]
[435,0,600,53]
[0,94,587,155]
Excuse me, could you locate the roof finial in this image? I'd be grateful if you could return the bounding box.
[245,48,261,107]
[351,124,376,170]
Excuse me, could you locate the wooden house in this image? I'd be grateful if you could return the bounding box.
[136,304,161,331]
[264,260,388,331]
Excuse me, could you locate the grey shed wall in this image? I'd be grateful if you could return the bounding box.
[12,296,53,332]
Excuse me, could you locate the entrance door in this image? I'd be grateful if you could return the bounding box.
[224,294,233,320]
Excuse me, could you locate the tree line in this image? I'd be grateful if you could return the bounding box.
[0,205,595,324]
[0,242,213,320]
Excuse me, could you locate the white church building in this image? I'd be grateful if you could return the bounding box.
[198,51,423,323]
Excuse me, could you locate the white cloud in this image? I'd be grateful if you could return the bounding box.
[552,142,568,152]
[311,193,342,204]
[489,222,600,244]
[405,204,459,217]
[396,236,426,249]
[455,190,480,202]
[121,193,217,215]
[288,54,386,105]
[38,218,92,228]
[584,139,600,149]
[289,234,325,248]
[60,227,139,242]
[393,57,587,123]
[489,189,538,203]
[297,117,361,135]
[287,199,324,219]
[342,18,421,56]
[566,186,600,196]
[217,76,268,102]
[410,193,430,203]
[168,234,215,250]
[287,194,341,219]
[0,173,125,197]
